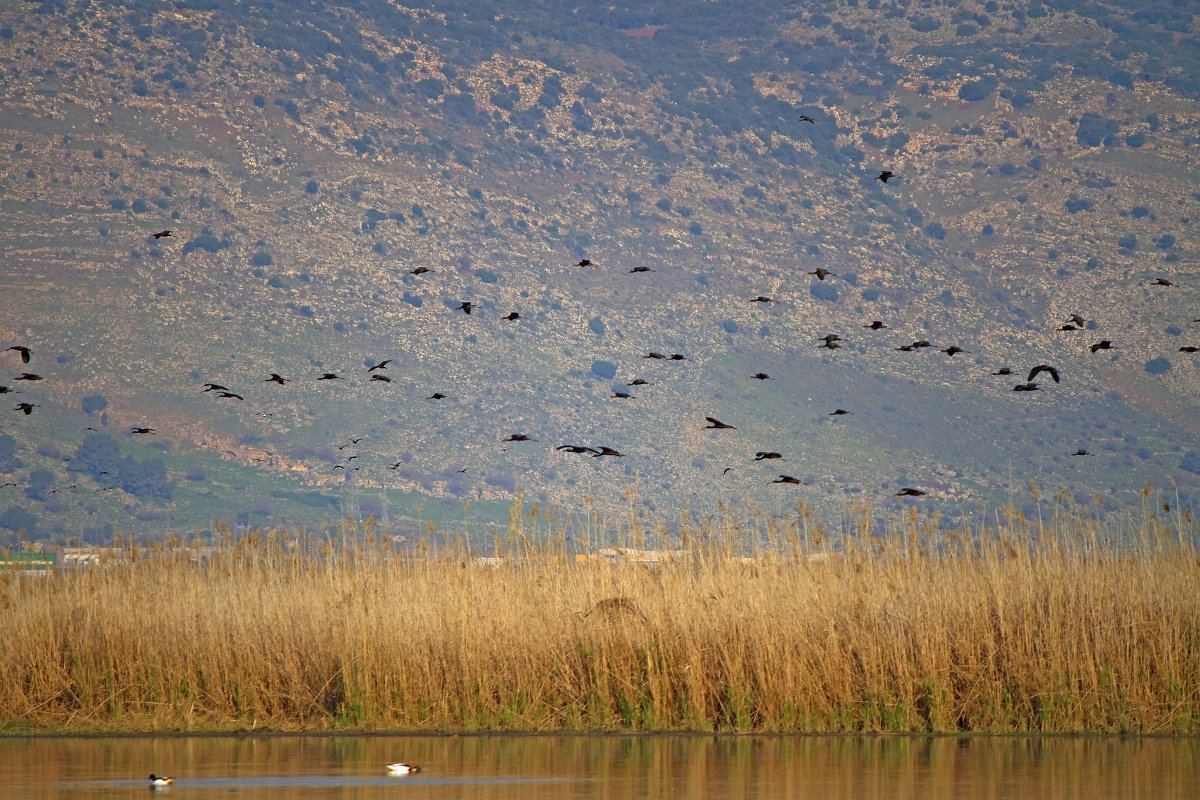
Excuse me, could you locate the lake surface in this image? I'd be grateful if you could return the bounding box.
[1,733,1197,799]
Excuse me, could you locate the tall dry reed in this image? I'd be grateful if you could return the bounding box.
[1,502,1198,733]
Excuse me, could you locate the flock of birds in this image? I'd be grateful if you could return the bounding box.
[146,763,420,788]
[3,113,1196,512]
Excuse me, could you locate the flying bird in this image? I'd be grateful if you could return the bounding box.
[1012,382,1041,392]
[750,372,773,380]
[457,301,475,314]
[367,360,392,371]
[1179,346,1199,353]
[626,379,651,386]
[643,352,666,359]
[1150,278,1176,286]
[754,452,784,461]
[14,402,37,415]
[215,392,244,400]
[426,392,447,400]
[4,345,30,363]
[502,312,521,320]
[557,445,598,454]
[773,475,803,484]
[574,259,594,267]
[504,433,536,442]
[629,266,654,273]
[992,367,1013,376]
[370,374,392,382]
[317,373,341,380]
[129,427,156,435]
[1065,314,1087,327]
[941,346,969,356]
[151,230,173,239]
[876,170,897,183]
[829,409,851,416]
[13,373,41,381]
[410,266,432,275]
[1090,340,1114,353]
[750,295,773,303]
[704,417,736,429]
[265,373,289,384]
[896,488,926,497]
[668,353,688,361]
[1071,449,1092,456]
[201,383,228,392]
[798,115,816,123]
[611,391,634,399]
[863,321,888,330]
[1027,364,1060,383]
[808,268,835,280]
[591,446,624,457]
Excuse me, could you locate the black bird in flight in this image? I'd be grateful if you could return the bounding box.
[896,488,926,497]
[876,170,897,183]
[754,452,784,461]
[1027,365,1060,383]
[370,374,392,382]
[317,372,341,380]
[557,445,598,454]
[705,417,736,429]
[13,373,41,381]
[591,446,624,457]
[129,427,156,435]
[1012,382,1041,392]
[1151,278,1176,286]
[941,346,969,356]
[427,392,447,400]
[1065,314,1087,327]
[750,372,772,380]
[819,333,842,344]
[644,352,666,359]
[911,340,932,348]
[349,437,364,444]
[368,360,392,371]
[773,475,803,484]
[457,301,475,314]
[829,409,851,416]
[502,312,520,320]
[1059,324,1079,331]
[819,339,841,350]
[389,462,402,469]
[992,367,1013,376]
[808,268,835,280]
[627,379,651,386]
[574,259,594,267]
[14,402,38,415]
[1071,449,1092,456]
[151,230,172,239]
[265,373,289,384]
[504,433,536,442]
[750,295,773,303]
[202,383,228,392]
[895,344,916,352]
[0,386,15,394]
[1090,340,1114,353]
[611,391,634,399]
[798,115,816,123]
[410,266,432,275]
[216,391,244,400]
[668,353,688,361]
[863,321,888,330]
[1179,346,1199,353]
[5,345,30,363]
[629,266,654,273]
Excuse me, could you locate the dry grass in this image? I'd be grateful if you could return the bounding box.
[2,498,1198,734]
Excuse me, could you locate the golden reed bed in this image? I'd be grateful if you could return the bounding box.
[2,501,1198,734]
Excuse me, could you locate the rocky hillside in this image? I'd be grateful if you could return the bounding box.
[2,0,1199,542]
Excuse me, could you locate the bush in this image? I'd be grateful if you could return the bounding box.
[80,395,108,415]
[1144,357,1172,375]
[251,251,274,267]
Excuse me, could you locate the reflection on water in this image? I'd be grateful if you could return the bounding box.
[1,734,1197,799]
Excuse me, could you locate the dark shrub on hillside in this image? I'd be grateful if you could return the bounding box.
[1144,357,1172,375]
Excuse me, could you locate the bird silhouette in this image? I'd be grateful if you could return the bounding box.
[410,266,431,275]
[370,374,392,382]
[201,383,228,392]
[1059,324,1079,331]
[629,266,654,273]
[819,340,842,350]
[1071,449,1092,456]
[0,386,13,394]
[426,392,447,400]
[457,301,475,314]
[591,446,624,457]
[151,230,172,239]
[504,433,536,442]
[750,295,773,303]
[129,427,156,435]
[1179,346,1199,353]
[216,391,244,399]
[502,312,521,320]
[1065,314,1087,327]
[941,346,969,356]
[798,115,816,123]
[829,409,851,416]
[557,445,598,454]
[1012,382,1041,392]
[367,360,392,371]
[772,475,802,484]
[863,321,888,330]
[611,391,634,399]
[1090,340,1114,353]
[265,374,289,384]
[896,488,926,496]
[1027,365,1060,383]
[643,352,666,359]
[992,367,1013,376]
[668,353,688,361]
[911,340,932,348]
[819,333,842,343]
[876,170,897,183]
[5,346,31,363]
[13,373,42,381]
[574,259,594,267]
[626,379,651,386]
[14,402,38,415]
[1151,278,1176,286]
[750,372,772,380]
[317,373,341,380]
[754,452,785,461]
[705,417,736,429]
[808,268,835,280]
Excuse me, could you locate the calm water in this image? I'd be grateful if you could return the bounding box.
[1,734,1197,799]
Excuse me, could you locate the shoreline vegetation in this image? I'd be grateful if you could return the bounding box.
[2,497,1199,735]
